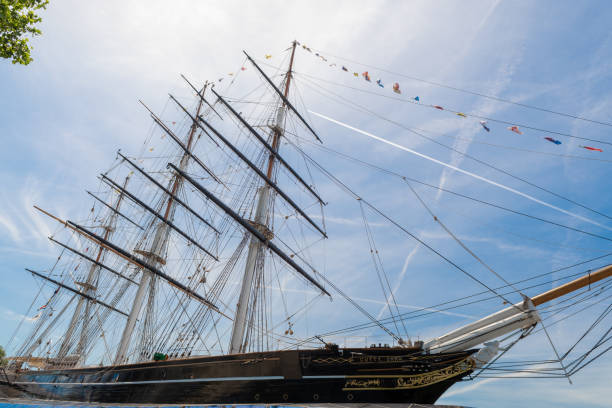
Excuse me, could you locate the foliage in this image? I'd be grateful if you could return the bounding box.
[0,345,6,366]
[0,0,49,65]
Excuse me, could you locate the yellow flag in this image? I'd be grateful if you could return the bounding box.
[265,54,272,59]
[456,112,467,118]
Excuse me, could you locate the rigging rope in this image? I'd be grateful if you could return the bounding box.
[289,139,526,311]
[295,74,612,222]
[309,110,612,232]
[304,45,612,128]
[304,259,612,340]
[540,318,573,383]
[561,302,612,360]
[271,229,401,342]
[404,179,523,296]
[289,133,612,243]
[358,201,407,339]
[296,70,612,147]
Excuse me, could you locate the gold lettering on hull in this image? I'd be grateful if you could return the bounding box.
[312,355,414,365]
[345,378,381,388]
[342,358,475,391]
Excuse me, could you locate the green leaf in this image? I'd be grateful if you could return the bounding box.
[0,0,49,65]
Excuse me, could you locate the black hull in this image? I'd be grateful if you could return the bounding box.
[0,348,475,405]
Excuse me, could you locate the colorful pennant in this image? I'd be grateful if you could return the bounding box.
[508,126,522,135]
[580,145,603,152]
[208,42,606,155]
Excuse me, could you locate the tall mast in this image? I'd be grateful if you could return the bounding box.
[56,175,129,362]
[228,41,297,354]
[114,83,210,364]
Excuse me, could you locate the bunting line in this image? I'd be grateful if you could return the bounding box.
[301,44,612,128]
[297,43,609,152]
[309,110,612,233]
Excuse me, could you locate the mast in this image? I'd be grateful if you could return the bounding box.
[114,83,210,364]
[228,41,297,354]
[57,175,129,361]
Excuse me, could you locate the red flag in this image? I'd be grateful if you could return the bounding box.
[433,105,444,110]
[580,145,603,152]
[508,126,522,135]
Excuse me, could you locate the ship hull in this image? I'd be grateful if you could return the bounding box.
[0,348,475,405]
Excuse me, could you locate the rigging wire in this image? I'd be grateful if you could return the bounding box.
[540,318,573,383]
[404,179,523,295]
[566,321,612,375]
[425,130,612,164]
[471,328,533,379]
[358,201,407,339]
[304,45,612,128]
[7,248,65,351]
[291,134,612,243]
[303,256,612,340]
[534,292,612,334]
[288,138,525,310]
[295,71,612,147]
[561,302,612,360]
[295,74,612,222]
[272,229,401,342]
[309,110,612,232]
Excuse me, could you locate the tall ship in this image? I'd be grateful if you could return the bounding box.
[1,41,610,406]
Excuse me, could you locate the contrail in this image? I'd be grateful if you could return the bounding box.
[309,111,612,232]
[376,243,420,320]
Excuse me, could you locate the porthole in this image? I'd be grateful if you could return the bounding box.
[347,393,354,401]
[254,393,260,401]
[283,393,289,401]
[313,393,319,401]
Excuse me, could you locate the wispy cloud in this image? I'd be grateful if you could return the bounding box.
[0,214,21,243]
[376,243,420,320]
[309,213,386,227]
[2,307,38,323]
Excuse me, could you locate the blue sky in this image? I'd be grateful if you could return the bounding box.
[1,1,611,407]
